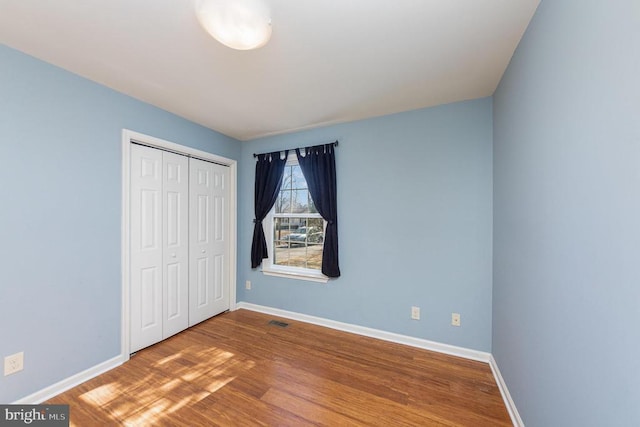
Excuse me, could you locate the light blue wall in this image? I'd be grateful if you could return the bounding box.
[0,45,240,403]
[493,1,640,426]
[238,98,493,352]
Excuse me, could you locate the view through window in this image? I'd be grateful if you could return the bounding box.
[272,160,324,270]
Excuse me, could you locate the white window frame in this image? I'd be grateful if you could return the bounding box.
[261,153,328,283]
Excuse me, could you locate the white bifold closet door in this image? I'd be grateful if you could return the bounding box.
[130,144,229,353]
[188,157,230,326]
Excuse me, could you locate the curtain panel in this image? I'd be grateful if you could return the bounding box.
[251,150,288,268]
[296,144,341,278]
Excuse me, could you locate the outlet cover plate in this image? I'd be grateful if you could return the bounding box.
[4,352,24,376]
[451,313,461,327]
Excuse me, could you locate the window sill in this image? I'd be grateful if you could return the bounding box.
[261,268,329,283]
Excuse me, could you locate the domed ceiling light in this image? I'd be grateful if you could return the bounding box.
[195,0,272,50]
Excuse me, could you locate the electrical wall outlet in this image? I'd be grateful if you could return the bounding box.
[4,352,24,376]
[245,280,252,290]
[411,306,420,320]
[451,313,461,327]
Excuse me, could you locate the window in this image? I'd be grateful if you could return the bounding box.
[263,154,327,282]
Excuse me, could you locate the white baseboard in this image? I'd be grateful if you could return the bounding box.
[235,302,491,362]
[489,355,525,427]
[12,354,126,404]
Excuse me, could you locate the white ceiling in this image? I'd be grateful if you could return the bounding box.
[0,0,540,141]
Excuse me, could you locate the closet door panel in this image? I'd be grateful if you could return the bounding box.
[210,164,230,314]
[189,158,216,326]
[162,152,189,338]
[130,144,163,353]
[189,159,230,325]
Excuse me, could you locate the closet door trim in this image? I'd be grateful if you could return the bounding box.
[121,129,237,359]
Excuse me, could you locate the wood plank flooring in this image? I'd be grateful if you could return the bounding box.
[47,309,511,426]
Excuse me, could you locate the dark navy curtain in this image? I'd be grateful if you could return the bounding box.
[296,144,340,278]
[251,150,288,269]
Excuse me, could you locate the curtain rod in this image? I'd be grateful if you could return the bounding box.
[253,140,338,158]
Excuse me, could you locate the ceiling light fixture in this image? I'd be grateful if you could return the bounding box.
[195,0,272,51]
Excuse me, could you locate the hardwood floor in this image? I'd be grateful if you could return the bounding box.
[47,309,511,426]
